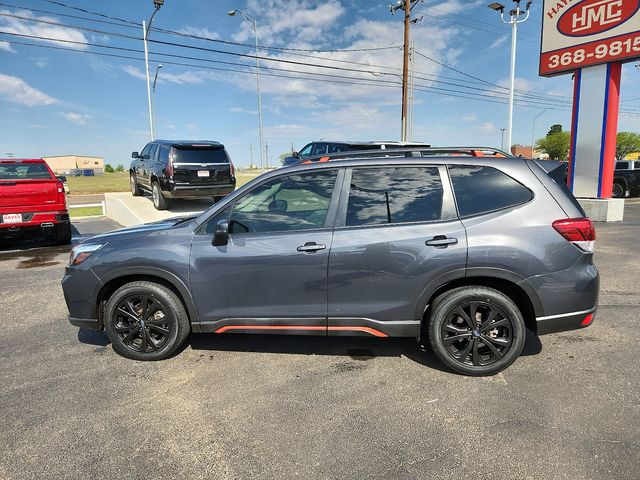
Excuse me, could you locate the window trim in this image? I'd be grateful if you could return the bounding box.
[334,165,456,230]
[197,167,344,237]
[447,164,534,219]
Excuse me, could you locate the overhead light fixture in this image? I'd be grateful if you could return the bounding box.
[488,2,505,12]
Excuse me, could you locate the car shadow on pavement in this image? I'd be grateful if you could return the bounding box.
[0,224,81,252]
[78,328,110,347]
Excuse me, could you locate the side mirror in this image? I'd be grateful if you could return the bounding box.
[268,199,288,213]
[212,220,229,246]
[131,151,139,159]
[57,175,67,183]
[292,151,299,158]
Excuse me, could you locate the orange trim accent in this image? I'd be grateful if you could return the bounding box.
[319,156,330,162]
[214,325,388,337]
[471,150,484,157]
[215,325,325,334]
[328,326,388,337]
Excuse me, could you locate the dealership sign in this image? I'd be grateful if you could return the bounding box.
[540,0,640,76]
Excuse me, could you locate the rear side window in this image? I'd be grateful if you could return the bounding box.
[158,145,170,164]
[172,146,229,164]
[0,163,52,180]
[615,162,628,170]
[346,167,443,227]
[449,165,532,217]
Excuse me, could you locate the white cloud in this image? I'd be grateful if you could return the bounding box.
[31,57,49,68]
[0,9,88,49]
[121,65,216,85]
[0,73,58,106]
[177,26,220,40]
[229,107,258,115]
[0,41,16,53]
[59,112,92,125]
[480,122,496,132]
[462,112,477,122]
[489,35,508,49]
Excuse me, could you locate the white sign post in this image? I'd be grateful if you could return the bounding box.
[540,0,640,221]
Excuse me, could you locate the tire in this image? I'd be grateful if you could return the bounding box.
[612,182,625,199]
[152,181,169,210]
[104,281,190,361]
[427,286,526,376]
[55,222,72,245]
[130,173,142,196]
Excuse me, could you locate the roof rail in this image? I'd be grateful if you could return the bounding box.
[289,146,513,166]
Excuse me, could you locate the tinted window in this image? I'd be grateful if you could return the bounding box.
[0,163,52,180]
[635,161,640,169]
[298,143,313,157]
[327,144,347,154]
[148,144,158,161]
[311,143,327,156]
[229,170,337,234]
[172,146,229,164]
[158,145,170,165]
[615,162,628,170]
[449,165,532,217]
[346,167,443,227]
[140,144,151,158]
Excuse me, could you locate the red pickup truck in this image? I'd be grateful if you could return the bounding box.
[0,159,72,244]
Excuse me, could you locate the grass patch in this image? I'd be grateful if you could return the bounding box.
[69,206,103,217]
[67,171,261,195]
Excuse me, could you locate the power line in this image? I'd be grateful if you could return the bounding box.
[7,32,639,117]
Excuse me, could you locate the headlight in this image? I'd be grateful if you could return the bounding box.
[69,243,105,266]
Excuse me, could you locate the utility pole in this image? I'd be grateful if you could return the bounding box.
[390,0,421,142]
[409,41,415,141]
[264,143,269,171]
[500,128,506,151]
[249,144,254,169]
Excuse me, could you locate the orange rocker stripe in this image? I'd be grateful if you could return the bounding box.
[214,325,388,337]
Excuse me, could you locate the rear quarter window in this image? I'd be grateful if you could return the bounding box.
[448,165,532,218]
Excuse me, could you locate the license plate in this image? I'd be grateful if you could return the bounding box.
[2,213,22,224]
[197,170,210,177]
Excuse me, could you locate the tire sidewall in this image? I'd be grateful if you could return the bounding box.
[612,183,624,198]
[104,283,187,361]
[428,287,526,376]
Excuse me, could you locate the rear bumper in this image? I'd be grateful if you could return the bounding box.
[162,182,235,199]
[535,307,596,335]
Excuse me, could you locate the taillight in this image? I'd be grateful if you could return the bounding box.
[552,217,596,253]
[229,160,235,177]
[166,155,173,178]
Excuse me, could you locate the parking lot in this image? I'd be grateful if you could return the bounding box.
[0,202,639,480]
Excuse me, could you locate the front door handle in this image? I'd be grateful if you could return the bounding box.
[297,242,326,253]
[425,235,458,248]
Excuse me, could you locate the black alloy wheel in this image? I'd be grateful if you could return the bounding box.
[428,286,526,376]
[612,182,625,198]
[441,301,513,367]
[104,281,190,360]
[114,294,172,353]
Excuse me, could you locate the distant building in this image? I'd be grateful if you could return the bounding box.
[43,155,104,175]
[510,145,548,159]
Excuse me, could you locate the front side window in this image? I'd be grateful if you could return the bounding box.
[311,143,327,156]
[298,143,313,157]
[140,144,151,158]
[228,170,337,234]
[449,165,532,217]
[345,167,444,227]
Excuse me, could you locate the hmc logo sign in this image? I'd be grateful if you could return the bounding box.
[540,0,640,76]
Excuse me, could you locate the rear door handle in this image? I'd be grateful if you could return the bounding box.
[297,242,326,253]
[425,236,458,248]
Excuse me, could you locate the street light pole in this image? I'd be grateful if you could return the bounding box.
[228,9,265,173]
[152,64,163,139]
[142,0,164,141]
[500,128,506,151]
[488,1,531,153]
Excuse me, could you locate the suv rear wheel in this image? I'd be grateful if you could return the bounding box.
[612,182,626,198]
[130,173,142,196]
[104,281,190,360]
[152,181,169,210]
[427,286,526,376]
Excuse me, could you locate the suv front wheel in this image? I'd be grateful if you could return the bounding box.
[130,173,142,196]
[427,286,526,376]
[103,281,190,360]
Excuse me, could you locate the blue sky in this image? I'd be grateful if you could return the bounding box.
[1,0,639,168]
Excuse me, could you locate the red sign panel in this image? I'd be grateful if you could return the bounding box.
[540,0,640,76]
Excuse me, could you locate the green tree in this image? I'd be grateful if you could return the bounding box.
[547,124,563,136]
[615,132,640,161]
[536,131,571,160]
[115,164,125,172]
[104,164,114,173]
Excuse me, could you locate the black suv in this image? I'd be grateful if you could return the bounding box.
[130,140,236,210]
[282,141,432,166]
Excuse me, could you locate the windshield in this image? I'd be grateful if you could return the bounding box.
[0,163,53,180]
[171,147,229,164]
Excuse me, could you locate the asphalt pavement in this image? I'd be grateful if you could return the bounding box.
[0,205,638,480]
[67,194,105,206]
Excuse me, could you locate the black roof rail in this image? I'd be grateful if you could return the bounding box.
[286,146,514,166]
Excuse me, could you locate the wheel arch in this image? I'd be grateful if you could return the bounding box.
[416,271,541,338]
[95,268,199,327]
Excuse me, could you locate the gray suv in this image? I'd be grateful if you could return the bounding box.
[62,149,598,375]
